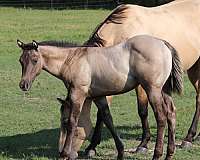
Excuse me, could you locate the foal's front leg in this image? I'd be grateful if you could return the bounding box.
[85,109,104,157]
[85,96,112,157]
[94,96,124,160]
[61,88,86,160]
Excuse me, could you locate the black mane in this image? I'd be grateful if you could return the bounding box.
[38,40,83,48]
[85,4,128,47]
[22,40,93,50]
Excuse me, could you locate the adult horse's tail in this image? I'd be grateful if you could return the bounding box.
[162,40,183,95]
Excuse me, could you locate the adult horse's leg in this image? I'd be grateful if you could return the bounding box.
[85,96,112,157]
[181,59,200,148]
[163,93,176,160]
[94,96,124,160]
[147,87,167,160]
[135,85,150,153]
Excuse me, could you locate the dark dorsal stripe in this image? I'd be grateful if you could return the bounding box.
[38,41,82,48]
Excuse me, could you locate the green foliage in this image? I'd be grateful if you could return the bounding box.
[0,7,200,160]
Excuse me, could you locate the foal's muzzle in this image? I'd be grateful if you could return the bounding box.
[19,80,31,91]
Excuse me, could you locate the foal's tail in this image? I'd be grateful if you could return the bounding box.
[162,40,183,95]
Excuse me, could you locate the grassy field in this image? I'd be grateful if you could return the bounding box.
[0,7,200,160]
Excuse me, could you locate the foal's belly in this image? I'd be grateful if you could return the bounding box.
[89,74,138,97]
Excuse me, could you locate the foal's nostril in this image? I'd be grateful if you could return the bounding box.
[19,80,30,91]
[24,82,29,90]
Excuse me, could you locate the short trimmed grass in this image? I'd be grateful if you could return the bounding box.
[0,7,200,160]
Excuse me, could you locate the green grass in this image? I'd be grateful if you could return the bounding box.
[0,7,200,160]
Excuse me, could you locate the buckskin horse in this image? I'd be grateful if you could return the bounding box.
[81,0,200,155]
[17,35,183,160]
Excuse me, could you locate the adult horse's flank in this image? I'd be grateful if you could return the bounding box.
[17,35,183,160]
[84,0,200,153]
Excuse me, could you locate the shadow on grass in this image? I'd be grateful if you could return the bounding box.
[0,128,59,159]
[0,125,157,159]
[98,125,157,143]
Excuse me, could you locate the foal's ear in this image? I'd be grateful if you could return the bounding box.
[17,39,24,49]
[57,97,65,105]
[32,40,38,50]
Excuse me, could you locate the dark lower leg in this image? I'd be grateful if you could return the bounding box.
[136,86,150,149]
[184,94,200,142]
[163,94,176,160]
[102,108,124,159]
[85,96,112,155]
[94,97,124,160]
[85,110,103,153]
[153,118,166,159]
[147,89,166,159]
[185,66,200,144]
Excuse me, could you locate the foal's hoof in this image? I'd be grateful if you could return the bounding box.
[136,147,148,154]
[85,149,96,157]
[180,141,192,149]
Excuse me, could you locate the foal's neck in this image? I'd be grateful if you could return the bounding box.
[39,46,73,78]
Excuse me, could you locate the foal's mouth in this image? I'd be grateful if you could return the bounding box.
[19,80,32,91]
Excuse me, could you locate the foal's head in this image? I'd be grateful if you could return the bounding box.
[17,40,43,91]
[57,97,71,126]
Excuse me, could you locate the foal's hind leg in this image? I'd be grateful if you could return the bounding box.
[162,93,176,160]
[135,85,150,153]
[181,60,200,148]
[94,96,124,160]
[147,87,167,160]
[85,96,112,157]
